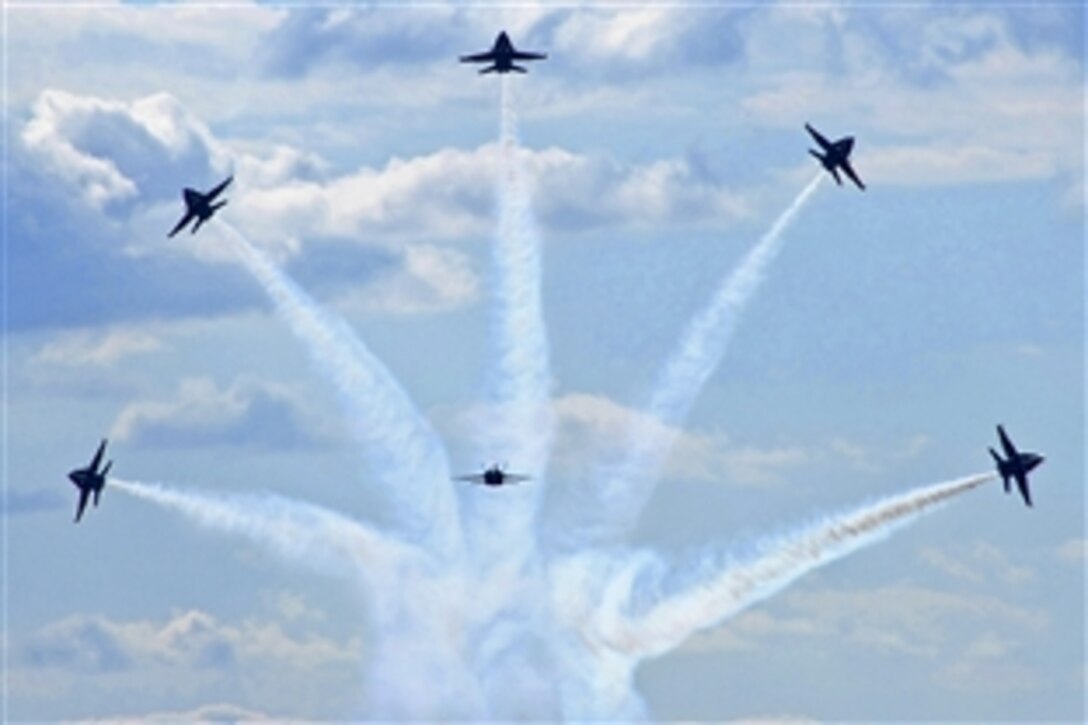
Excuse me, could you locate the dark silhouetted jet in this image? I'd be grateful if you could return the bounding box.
[806,123,865,190]
[454,463,531,487]
[989,425,1044,507]
[460,31,546,74]
[69,439,112,523]
[168,175,232,237]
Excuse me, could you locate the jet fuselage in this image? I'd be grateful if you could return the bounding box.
[69,439,112,522]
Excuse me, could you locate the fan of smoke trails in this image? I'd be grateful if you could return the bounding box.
[568,174,825,547]
[219,223,460,552]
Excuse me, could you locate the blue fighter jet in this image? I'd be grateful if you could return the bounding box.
[460,31,546,74]
[806,123,865,190]
[168,175,232,237]
[69,439,112,523]
[989,425,1044,507]
[454,463,531,487]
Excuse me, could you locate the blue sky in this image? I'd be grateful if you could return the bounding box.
[3,1,1085,721]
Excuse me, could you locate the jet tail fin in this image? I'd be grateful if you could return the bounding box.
[989,447,1010,492]
[510,64,527,73]
[102,461,113,478]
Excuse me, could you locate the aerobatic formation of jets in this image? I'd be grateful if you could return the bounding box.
[71,30,1047,522]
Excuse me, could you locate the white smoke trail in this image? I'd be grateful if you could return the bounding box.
[462,76,554,567]
[110,478,407,581]
[596,472,995,660]
[577,174,825,544]
[219,223,458,551]
[112,477,489,718]
[487,73,554,475]
[452,75,559,717]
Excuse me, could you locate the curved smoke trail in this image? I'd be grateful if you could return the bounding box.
[112,477,489,719]
[595,472,995,660]
[220,223,459,552]
[574,174,825,545]
[110,478,407,581]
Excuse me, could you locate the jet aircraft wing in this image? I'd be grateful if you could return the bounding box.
[460,51,495,63]
[89,439,107,472]
[74,488,91,523]
[206,176,233,202]
[805,123,833,151]
[453,474,486,483]
[841,160,866,190]
[168,210,196,238]
[501,474,531,483]
[1015,472,1033,507]
[510,50,547,61]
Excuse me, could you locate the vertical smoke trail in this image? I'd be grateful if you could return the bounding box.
[597,472,994,660]
[575,174,824,545]
[463,76,554,567]
[483,75,554,485]
[453,74,558,719]
[110,478,407,581]
[219,223,459,552]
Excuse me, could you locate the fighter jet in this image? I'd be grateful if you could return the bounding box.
[167,175,232,237]
[989,425,1044,507]
[454,463,531,487]
[805,123,865,190]
[68,439,112,523]
[460,31,546,74]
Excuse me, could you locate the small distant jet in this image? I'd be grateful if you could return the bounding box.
[805,123,865,190]
[454,463,531,487]
[68,439,112,523]
[167,175,232,237]
[460,31,546,74]
[989,425,1044,507]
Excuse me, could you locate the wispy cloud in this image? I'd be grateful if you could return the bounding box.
[110,376,336,450]
[34,328,164,367]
